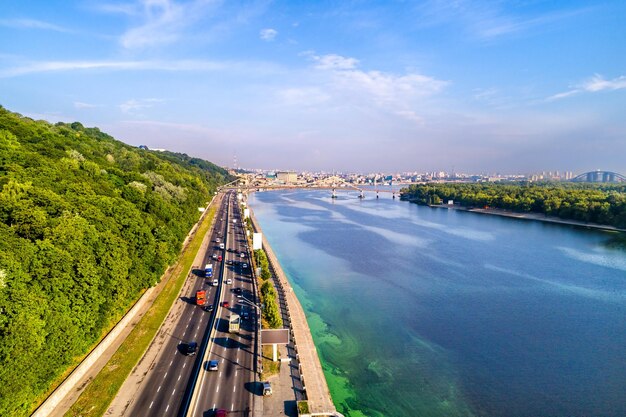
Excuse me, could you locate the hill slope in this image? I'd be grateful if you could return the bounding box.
[0,106,232,415]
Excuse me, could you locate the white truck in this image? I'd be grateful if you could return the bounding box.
[228,314,240,333]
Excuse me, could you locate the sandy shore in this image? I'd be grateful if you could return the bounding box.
[430,204,626,233]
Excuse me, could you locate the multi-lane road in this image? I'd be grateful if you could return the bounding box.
[125,191,258,417]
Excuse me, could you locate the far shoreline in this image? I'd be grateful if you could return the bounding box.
[427,203,626,233]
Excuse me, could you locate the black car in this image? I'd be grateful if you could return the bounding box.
[234,287,242,294]
[205,304,214,312]
[185,342,198,356]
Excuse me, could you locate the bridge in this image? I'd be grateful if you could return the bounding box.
[571,170,626,183]
[225,175,401,199]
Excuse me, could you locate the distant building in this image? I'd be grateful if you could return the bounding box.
[277,171,297,183]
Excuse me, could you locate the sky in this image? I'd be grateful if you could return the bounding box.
[1,0,625,174]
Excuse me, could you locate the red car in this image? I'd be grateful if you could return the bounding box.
[222,301,230,308]
[216,410,228,417]
[217,255,222,262]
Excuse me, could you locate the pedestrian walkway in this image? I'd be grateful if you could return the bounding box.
[250,211,337,416]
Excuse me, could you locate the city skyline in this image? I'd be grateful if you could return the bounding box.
[1,0,625,173]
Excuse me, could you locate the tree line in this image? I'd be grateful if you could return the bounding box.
[400,182,626,228]
[254,249,283,329]
[0,106,232,416]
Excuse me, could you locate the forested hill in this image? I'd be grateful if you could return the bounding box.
[0,106,232,415]
[400,182,626,228]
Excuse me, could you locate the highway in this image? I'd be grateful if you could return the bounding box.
[123,190,257,417]
[188,192,257,416]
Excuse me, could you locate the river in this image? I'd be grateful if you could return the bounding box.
[248,189,626,417]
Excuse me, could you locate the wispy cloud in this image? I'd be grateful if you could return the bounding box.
[312,54,359,70]
[259,28,277,41]
[112,0,219,49]
[311,53,448,101]
[415,1,588,40]
[74,101,98,109]
[547,74,626,101]
[119,98,164,114]
[0,59,240,77]
[0,18,71,33]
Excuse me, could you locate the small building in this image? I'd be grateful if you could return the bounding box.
[277,171,297,183]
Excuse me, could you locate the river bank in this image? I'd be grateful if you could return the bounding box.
[428,204,626,233]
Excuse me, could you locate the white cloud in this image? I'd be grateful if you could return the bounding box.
[74,101,98,109]
[119,98,164,114]
[0,59,243,77]
[547,74,626,101]
[0,18,71,33]
[312,54,359,70]
[277,87,330,106]
[114,0,219,49]
[259,28,277,41]
[582,74,626,92]
[415,1,589,41]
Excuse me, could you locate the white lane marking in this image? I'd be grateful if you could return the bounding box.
[163,372,167,379]
[231,403,234,411]
[166,404,170,412]
[169,360,173,366]
[183,362,186,368]
[171,388,176,396]
[149,401,154,409]
[213,403,216,410]
[235,370,238,377]
[157,385,161,393]
[194,332,197,338]
[178,374,181,381]
[216,384,220,393]
[219,371,222,377]
[233,385,236,392]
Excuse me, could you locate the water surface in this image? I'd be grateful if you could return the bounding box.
[249,190,626,417]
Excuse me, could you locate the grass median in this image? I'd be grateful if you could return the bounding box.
[65,202,218,417]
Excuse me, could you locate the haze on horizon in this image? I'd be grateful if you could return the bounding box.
[1,0,625,174]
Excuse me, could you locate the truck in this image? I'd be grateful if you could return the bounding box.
[228,314,240,333]
[196,290,206,306]
[205,263,213,278]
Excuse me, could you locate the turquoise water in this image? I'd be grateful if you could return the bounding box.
[249,190,626,417]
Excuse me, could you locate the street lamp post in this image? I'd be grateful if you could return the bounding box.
[239,295,262,375]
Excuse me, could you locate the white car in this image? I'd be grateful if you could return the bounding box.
[226,278,232,284]
[212,254,217,260]
[240,252,245,258]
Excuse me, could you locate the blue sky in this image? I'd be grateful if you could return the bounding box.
[1,0,625,174]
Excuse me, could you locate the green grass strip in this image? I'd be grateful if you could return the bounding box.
[65,204,218,417]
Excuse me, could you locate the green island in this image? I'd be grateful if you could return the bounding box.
[401,182,626,228]
[0,106,232,416]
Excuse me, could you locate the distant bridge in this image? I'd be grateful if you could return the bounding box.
[228,175,400,199]
[571,170,625,183]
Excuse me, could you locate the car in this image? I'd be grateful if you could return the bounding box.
[234,287,242,294]
[226,278,232,284]
[242,263,248,269]
[216,410,228,417]
[212,279,219,286]
[223,301,230,308]
[204,304,214,312]
[208,360,219,371]
[242,311,249,320]
[185,342,198,356]
[240,252,245,258]
[217,255,222,262]
[212,254,217,260]
[216,238,220,243]
[262,381,272,396]
[226,259,232,265]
